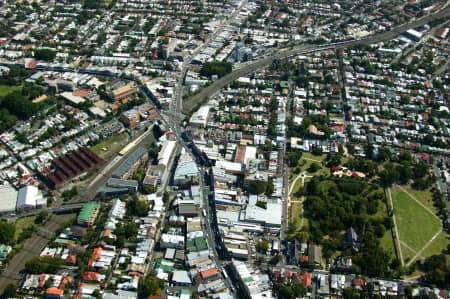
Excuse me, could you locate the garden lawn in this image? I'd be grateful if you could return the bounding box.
[393,190,441,253]
[420,231,449,259]
[288,201,302,232]
[402,185,436,214]
[91,133,128,159]
[14,216,36,242]
[0,85,22,97]
[379,229,396,258]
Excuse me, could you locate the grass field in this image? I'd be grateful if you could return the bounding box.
[0,85,22,97]
[14,216,36,241]
[289,201,302,231]
[380,229,396,258]
[91,133,128,160]
[421,231,449,258]
[402,186,436,214]
[393,190,441,254]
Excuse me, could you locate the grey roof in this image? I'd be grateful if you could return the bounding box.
[174,161,198,180]
[172,270,192,284]
[103,290,137,299]
[0,184,17,213]
[179,203,198,215]
[112,147,148,179]
[97,185,130,195]
[107,178,138,188]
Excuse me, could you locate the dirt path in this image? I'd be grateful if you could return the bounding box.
[288,172,312,230]
[406,228,443,267]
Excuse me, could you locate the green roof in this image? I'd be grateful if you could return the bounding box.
[54,238,71,244]
[186,237,207,252]
[78,203,100,222]
[179,289,191,295]
[243,277,254,283]
[155,258,174,272]
[280,81,289,88]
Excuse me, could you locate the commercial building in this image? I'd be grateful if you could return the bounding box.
[112,147,148,180]
[60,91,86,105]
[243,202,282,230]
[120,103,157,128]
[173,161,199,188]
[157,140,176,166]
[97,178,139,197]
[0,184,18,213]
[171,270,192,286]
[143,165,166,187]
[189,105,210,128]
[178,203,199,218]
[16,185,46,210]
[77,203,101,227]
[107,80,137,102]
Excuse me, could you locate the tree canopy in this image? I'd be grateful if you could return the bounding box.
[1,91,39,119]
[34,49,56,61]
[200,61,232,78]
[0,220,15,245]
[138,271,164,298]
[304,176,392,277]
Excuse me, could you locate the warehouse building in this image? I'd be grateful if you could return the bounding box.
[77,203,101,227]
[107,80,137,102]
[112,147,148,180]
[189,105,210,128]
[16,185,46,210]
[0,184,17,213]
[97,178,139,197]
[44,147,104,189]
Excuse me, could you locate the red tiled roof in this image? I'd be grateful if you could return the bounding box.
[82,271,100,282]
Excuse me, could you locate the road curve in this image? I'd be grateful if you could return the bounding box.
[182,5,450,114]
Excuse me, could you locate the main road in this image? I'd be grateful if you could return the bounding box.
[182,5,450,114]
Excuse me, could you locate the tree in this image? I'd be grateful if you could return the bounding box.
[255,201,267,209]
[398,164,412,184]
[276,279,305,299]
[199,61,232,78]
[266,178,274,196]
[248,181,266,195]
[35,211,48,224]
[312,146,323,156]
[3,284,16,298]
[308,162,320,173]
[287,150,302,167]
[2,92,37,119]
[421,254,449,288]
[34,48,56,61]
[270,254,282,265]
[126,196,149,217]
[0,221,15,245]
[138,271,164,298]
[163,191,170,204]
[24,257,62,274]
[256,239,269,253]
[143,185,157,194]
